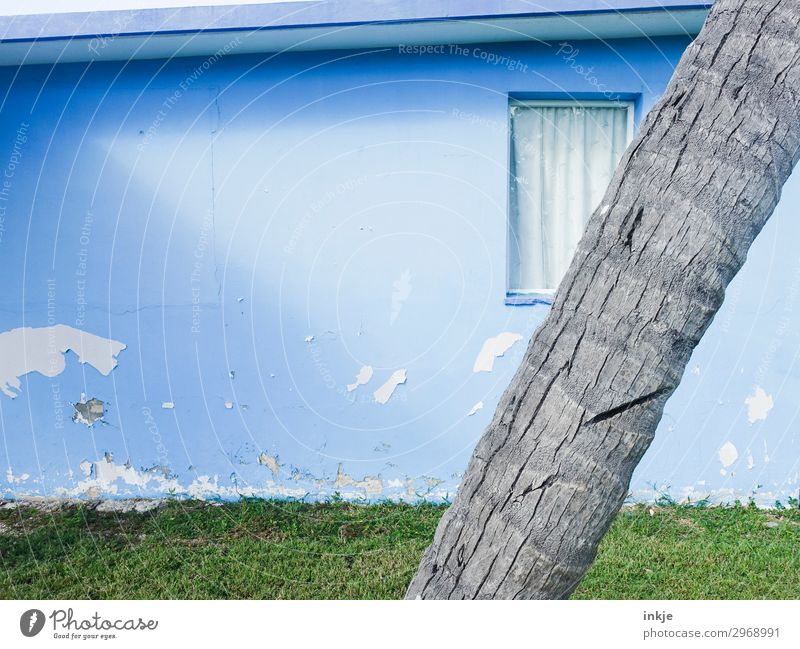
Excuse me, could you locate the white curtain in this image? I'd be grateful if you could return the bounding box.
[508,103,630,292]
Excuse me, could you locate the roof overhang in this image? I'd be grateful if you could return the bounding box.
[0,0,712,66]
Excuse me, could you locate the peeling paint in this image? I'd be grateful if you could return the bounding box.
[223,401,233,409]
[94,458,148,488]
[373,369,406,404]
[745,386,773,423]
[55,457,309,500]
[473,332,523,373]
[257,452,280,476]
[0,325,126,398]
[304,335,314,343]
[334,463,382,495]
[145,465,172,479]
[5,468,29,484]
[72,397,105,427]
[161,401,174,409]
[747,449,754,469]
[719,441,738,468]
[346,365,373,392]
[390,269,412,324]
[467,401,483,416]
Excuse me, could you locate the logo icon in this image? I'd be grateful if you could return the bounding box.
[20,609,45,637]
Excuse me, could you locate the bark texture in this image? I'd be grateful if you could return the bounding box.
[407,0,800,599]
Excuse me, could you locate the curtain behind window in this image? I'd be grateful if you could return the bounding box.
[508,103,630,293]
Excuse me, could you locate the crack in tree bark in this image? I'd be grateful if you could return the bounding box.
[584,386,673,425]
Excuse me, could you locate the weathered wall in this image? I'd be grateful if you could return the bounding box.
[1,35,792,505]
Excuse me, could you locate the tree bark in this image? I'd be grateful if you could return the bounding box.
[407,0,800,600]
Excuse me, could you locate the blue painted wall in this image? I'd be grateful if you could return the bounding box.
[1,34,794,505]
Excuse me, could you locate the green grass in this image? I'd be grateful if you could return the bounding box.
[1,500,798,599]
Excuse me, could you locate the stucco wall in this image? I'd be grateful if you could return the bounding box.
[2,34,792,505]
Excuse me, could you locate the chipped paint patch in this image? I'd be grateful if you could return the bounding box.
[747,449,755,470]
[223,401,233,409]
[745,386,773,423]
[390,269,412,324]
[467,401,484,416]
[0,325,126,398]
[346,365,373,392]
[185,474,307,500]
[161,402,174,409]
[373,369,406,404]
[334,463,382,495]
[72,397,105,427]
[257,452,280,476]
[719,441,738,468]
[94,458,150,488]
[304,335,314,343]
[473,332,523,372]
[5,468,29,484]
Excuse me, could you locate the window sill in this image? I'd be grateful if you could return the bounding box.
[505,291,554,306]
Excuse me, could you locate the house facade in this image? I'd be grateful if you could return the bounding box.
[1,0,797,506]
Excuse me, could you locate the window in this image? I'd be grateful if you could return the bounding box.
[507,100,633,301]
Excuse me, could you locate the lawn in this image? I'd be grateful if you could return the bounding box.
[1,499,798,599]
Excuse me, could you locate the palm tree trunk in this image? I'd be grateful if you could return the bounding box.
[407,0,800,599]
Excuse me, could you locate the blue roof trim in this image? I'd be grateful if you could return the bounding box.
[0,0,713,43]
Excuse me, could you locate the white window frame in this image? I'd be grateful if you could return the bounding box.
[506,98,635,304]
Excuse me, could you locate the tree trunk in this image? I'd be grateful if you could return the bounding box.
[407,0,800,600]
